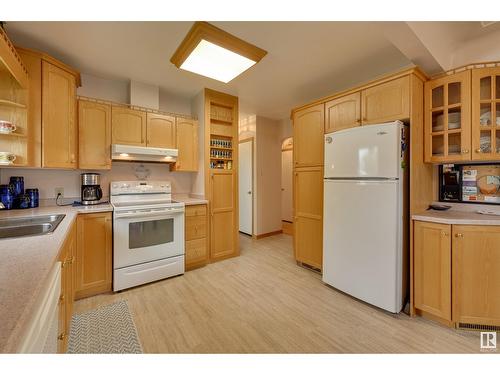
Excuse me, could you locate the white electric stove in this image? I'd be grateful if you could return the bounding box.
[110,181,185,291]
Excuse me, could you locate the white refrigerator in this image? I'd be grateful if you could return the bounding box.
[322,121,407,313]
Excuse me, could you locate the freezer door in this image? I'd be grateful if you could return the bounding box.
[322,179,403,313]
[324,121,403,179]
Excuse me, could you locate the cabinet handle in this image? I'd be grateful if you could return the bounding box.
[475,148,482,154]
[59,294,65,304]
[455,233,463,238]
[461,149,469,154]
[57,333,66,341]
[442,231,449,237]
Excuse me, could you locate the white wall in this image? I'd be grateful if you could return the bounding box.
[77,73,192,117]
[279,117,293,140]
[130,81,159,109]
[452,29,500,68]
[0,163,193,201]
[190,90,205,197]
[160,90,193,115]
[77,73,129,103]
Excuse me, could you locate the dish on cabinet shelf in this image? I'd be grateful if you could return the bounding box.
[479,110,500,126]
[0,151,16,165]
[0,120,17,134]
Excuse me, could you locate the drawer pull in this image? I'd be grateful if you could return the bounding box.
[455,233,463,238]
[57,333,66,341]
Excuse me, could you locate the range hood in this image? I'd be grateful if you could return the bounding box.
[112,144,178,163]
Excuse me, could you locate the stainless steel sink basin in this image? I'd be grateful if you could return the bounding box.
[0,214,66,239]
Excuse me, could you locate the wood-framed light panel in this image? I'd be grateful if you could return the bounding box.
[170,21,267,68]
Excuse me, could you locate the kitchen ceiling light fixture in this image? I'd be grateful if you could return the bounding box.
[170,22,267,83]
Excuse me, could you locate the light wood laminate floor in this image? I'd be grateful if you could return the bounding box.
[73,234,480,353]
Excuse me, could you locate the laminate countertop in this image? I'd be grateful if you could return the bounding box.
[172,194,208,206]
[412,207,500,225]
[0,203,113,353]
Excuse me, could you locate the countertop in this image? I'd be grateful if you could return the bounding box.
[172,194,208,206]
[0,203,113,353]
[412,204,500,225]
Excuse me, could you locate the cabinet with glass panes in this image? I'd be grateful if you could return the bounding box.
[471,67,500,161]
[424,70,471,163]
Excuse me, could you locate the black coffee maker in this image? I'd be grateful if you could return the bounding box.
[81,173,103,205]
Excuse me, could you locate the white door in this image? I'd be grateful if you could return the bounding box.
[323,179,403,313]
[281,149,293,222]
[239,140,253,235]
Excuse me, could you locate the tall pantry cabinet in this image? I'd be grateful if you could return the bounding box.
[293,104,324,270]
[202,89,239,262]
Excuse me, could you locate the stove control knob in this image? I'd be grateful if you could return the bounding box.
[121,183,130,188]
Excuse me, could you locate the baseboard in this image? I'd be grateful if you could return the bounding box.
[253,230,283,239]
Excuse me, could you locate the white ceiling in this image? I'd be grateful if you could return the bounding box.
[5,21,498,119]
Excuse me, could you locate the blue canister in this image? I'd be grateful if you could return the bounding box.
[9,176,24,197]
[26,188,39,208]
[0,184,14,210]
[15,194,31,209]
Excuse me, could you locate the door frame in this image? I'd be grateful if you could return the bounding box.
[239,137,254,236]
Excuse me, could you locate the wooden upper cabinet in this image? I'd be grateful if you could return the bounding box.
[42,61,77,168]
[413,221,452,322]
[293,104,324,167]
[325,92,361,133]
[173,118,198,171]
[471,67,500,161]
[452,225,500,326]
[78,100,111,170]
[146,112,176,149]
[111,106,146,146]
[424,71,471,163]
[361,76,410,125]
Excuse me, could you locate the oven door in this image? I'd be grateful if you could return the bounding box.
[113,207,185,269]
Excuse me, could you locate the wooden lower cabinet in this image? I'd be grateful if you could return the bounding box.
[293,166,323,270]
[413,221,500,328]
[185,204,209,270]
[210,170,239,261]
[75,212,112,300]
[413,221,452,322]
[57,220,76,353]
[452,225,500,326]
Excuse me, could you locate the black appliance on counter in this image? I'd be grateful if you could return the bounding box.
[439,164,500,205]
[81,173,103,205]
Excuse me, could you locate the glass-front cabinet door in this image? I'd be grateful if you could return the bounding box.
[471,67,500,161]
[424,71,471,163]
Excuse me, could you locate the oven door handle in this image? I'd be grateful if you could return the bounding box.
[114,208,184,219]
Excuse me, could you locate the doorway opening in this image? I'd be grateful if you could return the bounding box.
[281,137,293,235]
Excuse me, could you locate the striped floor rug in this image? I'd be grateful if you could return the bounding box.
[68,300,143,354]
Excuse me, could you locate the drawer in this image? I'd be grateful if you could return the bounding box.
[185,238,207,264]
[185,204,207,217]
[185,214,207,240]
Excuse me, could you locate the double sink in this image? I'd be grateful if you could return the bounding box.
[0,214,65,239]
